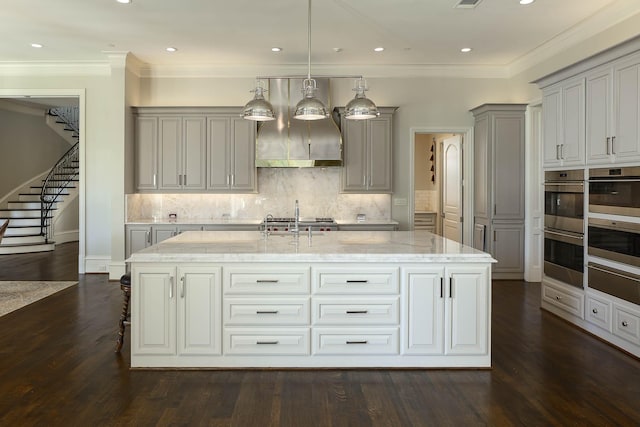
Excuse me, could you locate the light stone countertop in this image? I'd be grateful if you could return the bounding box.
[127,230,495,264]
[126,218,399,226]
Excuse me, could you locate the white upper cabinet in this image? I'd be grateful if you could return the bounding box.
[542,78,585,168]
[586,66,614,164]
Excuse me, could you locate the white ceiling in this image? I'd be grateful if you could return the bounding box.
[2,0,640,76]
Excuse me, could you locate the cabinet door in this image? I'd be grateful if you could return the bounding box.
[491,223,525,277]
[341,120,367,191]
[473,115,490,219]
[132,266,176,355]
[177,266,222,355]
[614,55,640,162]
[182,117,206,190]
[152,225,177,244]
[403,268,444,355]
[126,226,151,258]
[586,68,613,164]
[561,78,585,166]
[542,87,562,167]
[445,265,489,355]
[207,117,230,190]
[230,118,256,191]
[135,117,158,190]
[493,113,525,220]
[159,117,182,189]
[368,118,392,192]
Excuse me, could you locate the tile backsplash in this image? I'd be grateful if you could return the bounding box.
[126,168,391,221]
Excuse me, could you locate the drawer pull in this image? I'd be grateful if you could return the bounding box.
[622,321,629,327]
[592,308,598,314]
[346,340,368,345]
[256,310,279,314]
[346,310,368,314]
[346,280,368,284]
[256,280,279,283]
[256,340,279,345]
[556,296,562,301]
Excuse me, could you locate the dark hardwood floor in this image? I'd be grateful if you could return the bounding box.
[0,246,639,426]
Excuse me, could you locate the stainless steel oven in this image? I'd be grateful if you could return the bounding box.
[588,262,640,305]
[588,218,640,267]
[543,170,585,288]
[589,166,640,217]
[544,170,584,234]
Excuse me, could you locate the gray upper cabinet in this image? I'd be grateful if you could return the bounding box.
[133,107,256,193]
[207,116,256,192]
[336,107,397,193]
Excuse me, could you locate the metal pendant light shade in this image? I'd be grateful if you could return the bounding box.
[293,78,329,120]
[345,78,379,120]
[293,0,328,121]
[242,84,275,121]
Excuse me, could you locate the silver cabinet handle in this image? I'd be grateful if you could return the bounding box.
[560,144,564,159]
[449,277,453,298]
[556,295,562,301]
[611,136,616,154]
[153,174,156,187]
[346,310,368,314]
[169,276,174,299]
[556,144,560,160]
[256,310,279,314]
[180,276,185,298]
[227,175,230,185]
[146,231,151,244]
[622,320,629,327]
[346,340,368,345]
[606,137,611,155]
[346,280,368,284]
[231,174,235,186]
[256,341,279,345]
[256,279,279,283]
[363,174,366,186]
[592,308,598,314]
[183,174,187,186]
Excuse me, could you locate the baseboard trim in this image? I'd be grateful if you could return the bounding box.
[84,256,111,274]
[54,230,79,245]
[109,262,127,281]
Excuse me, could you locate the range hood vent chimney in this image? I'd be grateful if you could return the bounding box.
[255,78,342,167]
[454,0,483,8]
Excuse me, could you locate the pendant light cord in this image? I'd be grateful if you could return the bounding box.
[307,0,312,81]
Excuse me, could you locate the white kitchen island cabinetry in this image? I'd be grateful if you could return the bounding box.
[128,230,494,368]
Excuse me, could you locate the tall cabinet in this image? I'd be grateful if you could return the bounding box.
[471,104,527,280]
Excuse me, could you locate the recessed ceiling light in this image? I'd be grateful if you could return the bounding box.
[333,47,343,53]
[166,47,177,52]
[31,43,43,48]
[116,0,131,4]
[519,0,534,4]
[461,47,472,53]
[271,47,282,52]
[374,47,384,52]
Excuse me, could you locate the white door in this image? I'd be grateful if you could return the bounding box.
[441,135,463,243]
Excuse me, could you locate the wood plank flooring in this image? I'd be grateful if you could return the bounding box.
[0,246,639,426]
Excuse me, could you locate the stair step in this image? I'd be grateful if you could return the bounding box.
[4,226,41,236]
[29,187,74,195]
[0,209,56,219]
[0,242,55,255]
[0,218,47,227]
[7,201,55,210]
[0,234,46,245]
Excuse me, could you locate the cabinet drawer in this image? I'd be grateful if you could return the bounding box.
[312,297,399,325]
[312,328,399,355]
[542,283,584,318]
[585,293,612,332]
[224,298,309,325]
[613,305,640,346]
[313,267,399,294]
[223,328,309,355]
[224,267,310,294]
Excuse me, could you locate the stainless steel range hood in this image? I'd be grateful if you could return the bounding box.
[256,78,342,167]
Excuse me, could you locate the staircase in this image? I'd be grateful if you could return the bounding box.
[0,107,79,254]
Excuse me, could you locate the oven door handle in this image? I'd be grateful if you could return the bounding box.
[588,178,640,183]
[588,264,640,283]
[543,182,584,186]
[544,229,584,240]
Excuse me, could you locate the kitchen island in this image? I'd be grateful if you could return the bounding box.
[128,230,495,368]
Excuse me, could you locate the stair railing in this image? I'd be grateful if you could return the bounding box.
[40,107,80,243]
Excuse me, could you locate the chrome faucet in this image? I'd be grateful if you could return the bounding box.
[292,200,300,234]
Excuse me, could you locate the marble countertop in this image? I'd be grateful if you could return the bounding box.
[126,218,399,226]
[127,230,495,264]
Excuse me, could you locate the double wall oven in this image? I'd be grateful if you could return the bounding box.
[544,170,585,288]
[587,166,640,304]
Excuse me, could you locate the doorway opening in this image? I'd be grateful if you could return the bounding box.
[411,127,473,245]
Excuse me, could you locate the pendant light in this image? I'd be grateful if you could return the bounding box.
[345,78,379,120]
[242,81,275,121]
[293,0,328,121]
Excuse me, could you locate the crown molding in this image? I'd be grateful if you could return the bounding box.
[0,61,111,76]
[508,0,640,78]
